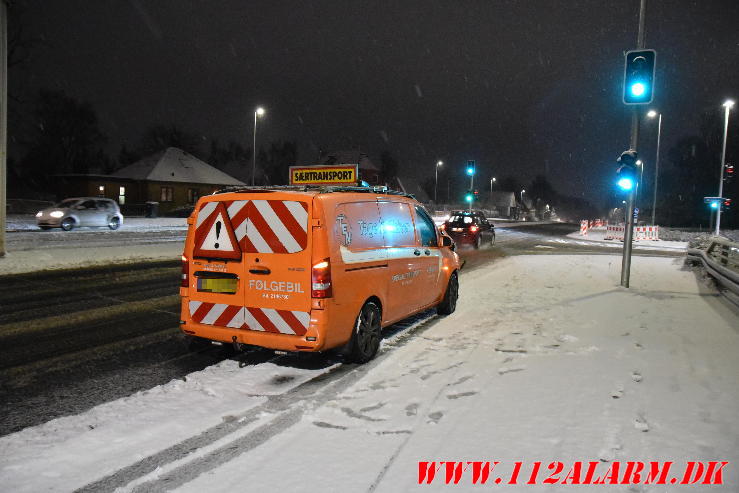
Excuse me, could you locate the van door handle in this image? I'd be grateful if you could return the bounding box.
[249,268,271,275]
[413,249,421,256]
[424,249,431,255]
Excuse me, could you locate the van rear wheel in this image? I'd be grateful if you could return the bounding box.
[345,301,382,363]
[437,272,458,315]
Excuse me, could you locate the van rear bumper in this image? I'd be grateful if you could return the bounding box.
[181,308,331,352]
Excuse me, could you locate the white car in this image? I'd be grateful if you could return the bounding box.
[36,197,124,231]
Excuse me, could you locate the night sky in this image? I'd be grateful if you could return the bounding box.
[9,0,739,204]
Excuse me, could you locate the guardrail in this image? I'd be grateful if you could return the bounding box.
[687,237,739,297]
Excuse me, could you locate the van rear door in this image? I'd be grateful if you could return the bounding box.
[188,198,246,331]
[232,198,313,336]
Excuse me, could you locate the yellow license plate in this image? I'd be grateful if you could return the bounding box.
[197,277,238,294]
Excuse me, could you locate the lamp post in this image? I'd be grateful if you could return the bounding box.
[489,177,496,198]
[434,161,443,203]
[251,107,265,186]
[716,99,734,236]
[520,189,525,219]
[646,110,662,225]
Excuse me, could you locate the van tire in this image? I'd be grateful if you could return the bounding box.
[437,272,458,315]
[345,301,382,363]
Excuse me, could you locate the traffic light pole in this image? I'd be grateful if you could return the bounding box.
[621,0,647,288]
[469,173,473,212]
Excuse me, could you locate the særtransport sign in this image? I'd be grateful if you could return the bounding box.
[289,165,359,185]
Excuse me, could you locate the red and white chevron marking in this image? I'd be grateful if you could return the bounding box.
[189,301,310,336]
[197,199,308,254]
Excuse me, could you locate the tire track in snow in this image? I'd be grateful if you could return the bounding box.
[79,314,445,492]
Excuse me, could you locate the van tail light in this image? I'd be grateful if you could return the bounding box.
[181,255,189,288]
[469,225,479,232]
[311,258,332,298]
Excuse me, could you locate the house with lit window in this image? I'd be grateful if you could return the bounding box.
[55,147,246,215]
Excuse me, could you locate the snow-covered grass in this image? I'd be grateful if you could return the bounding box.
[658,227,739,244]
[567,228,688,252]
[1,254,737,491]
[1,215,188,275]
[0,242,183,275]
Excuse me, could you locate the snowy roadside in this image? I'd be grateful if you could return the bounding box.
[565,228,688,252]
[0,242,183,275]
[172,255,738,493]
[1,254,737,492]
[1,215,188,275]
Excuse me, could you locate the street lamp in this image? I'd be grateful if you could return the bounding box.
[489,177,496,203]
[251,106,266,186]
[716,99,735,236]
[647,110,663,225]
[520,189,526,220]
[434,161,443,203]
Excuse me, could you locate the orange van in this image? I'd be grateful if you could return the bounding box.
[179,186,461,362]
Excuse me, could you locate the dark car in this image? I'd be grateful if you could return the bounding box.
[440,211,495,249]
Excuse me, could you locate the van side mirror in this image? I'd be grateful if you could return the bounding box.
[441,235,455,250]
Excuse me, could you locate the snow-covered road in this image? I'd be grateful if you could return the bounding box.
[1,254,737,492]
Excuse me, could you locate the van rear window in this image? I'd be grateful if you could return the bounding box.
[195,199,308,256]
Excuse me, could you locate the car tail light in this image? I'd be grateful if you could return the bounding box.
[181,255,189,288]
[469,225,479,232]
[311,258,332,298]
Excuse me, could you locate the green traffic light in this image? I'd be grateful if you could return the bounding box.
[630,82,646,97]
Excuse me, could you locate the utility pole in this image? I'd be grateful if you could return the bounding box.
[0,1,7,258]
[621,0,647,288]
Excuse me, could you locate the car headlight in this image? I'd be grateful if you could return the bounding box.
[50,211,64,218]
[36,211,42,218]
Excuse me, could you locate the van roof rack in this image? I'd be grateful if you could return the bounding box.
[214,184,414,199]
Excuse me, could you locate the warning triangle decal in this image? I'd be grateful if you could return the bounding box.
[193,202,242,260]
